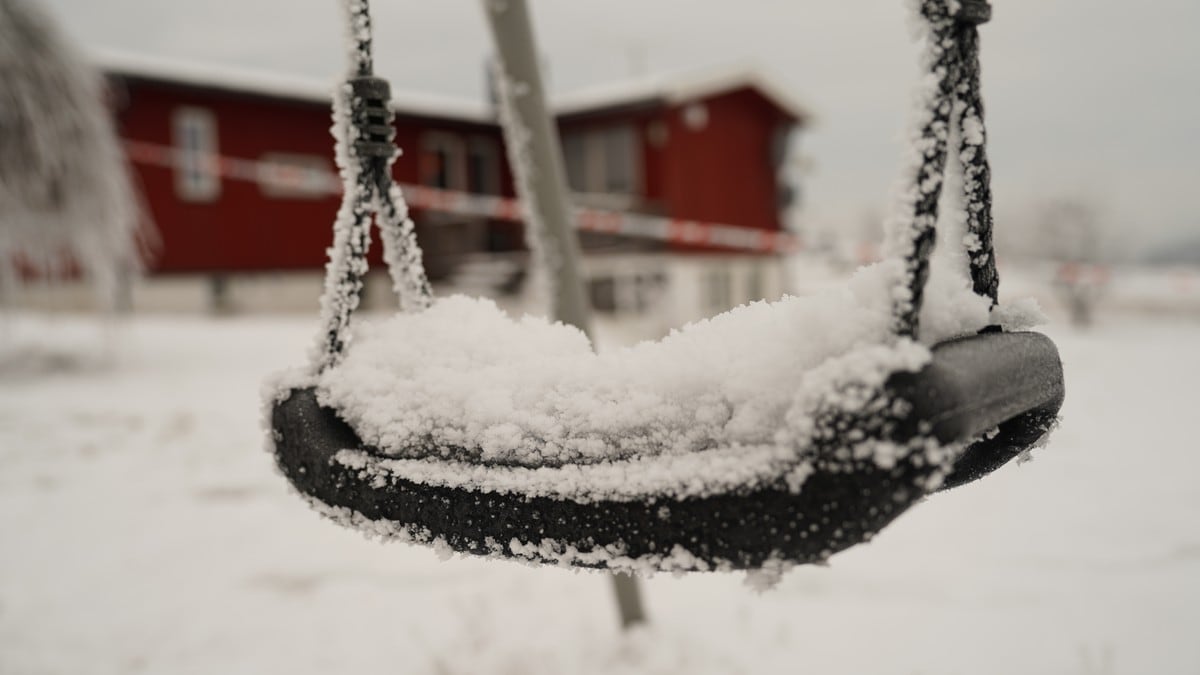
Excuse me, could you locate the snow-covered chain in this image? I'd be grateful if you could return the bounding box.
[885,0,999,337]
[312,0,433,373]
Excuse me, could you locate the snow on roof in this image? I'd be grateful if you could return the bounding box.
[553,62,811,123]
[93,50,810,126]
[93,49,494,124]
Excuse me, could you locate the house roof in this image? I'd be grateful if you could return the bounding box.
[95,49,494,124]
[553,63,811,123]
[94,50,810,126]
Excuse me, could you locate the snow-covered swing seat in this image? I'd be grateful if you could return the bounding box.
[267,0,1064,573]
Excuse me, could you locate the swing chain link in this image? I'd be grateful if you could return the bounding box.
[894,0,997,337]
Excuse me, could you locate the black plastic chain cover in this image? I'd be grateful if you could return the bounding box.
[349,76,394,158]
[955,0,991,24]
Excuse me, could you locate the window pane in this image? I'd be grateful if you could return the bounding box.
[746,264,764,302]
[432,148,450,188]
[706,267,732,313]
[634,271,667,312]
[421,133,465,190]
[588,277,617,313]
[603,126,636,194]
[563,133,586,192]
[171,107,220,202]
[466,138,499,195]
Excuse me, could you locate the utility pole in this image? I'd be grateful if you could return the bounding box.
[480,0,647,629]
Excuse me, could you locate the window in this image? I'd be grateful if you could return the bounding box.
[563,133,587,193]
[587,270,666,315]
[171,107,219,202]
[602,126,637,194]
[421,133,499,195]
[746,264,765,303]
[466,137,500,195]
[705,266,733,313]
[420,132,466,190]
[561,125,640,196]
[588,277,618,313]
[632,271,667,312]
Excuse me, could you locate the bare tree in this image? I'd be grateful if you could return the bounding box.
[0,0,145,311]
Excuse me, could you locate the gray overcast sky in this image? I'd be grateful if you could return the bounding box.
[39,0,1200,253]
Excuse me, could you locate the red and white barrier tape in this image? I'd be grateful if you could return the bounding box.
[123,140,802,254]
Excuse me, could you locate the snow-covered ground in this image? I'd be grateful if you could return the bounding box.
[2,303,1198,674]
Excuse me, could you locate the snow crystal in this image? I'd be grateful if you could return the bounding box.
[990,296,1047,332]
[743,556,795,592]
[961,114,985,147]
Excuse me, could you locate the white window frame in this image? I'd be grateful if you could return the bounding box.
[171,107,220,202]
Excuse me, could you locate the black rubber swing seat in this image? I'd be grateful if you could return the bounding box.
[271,330,1063,571]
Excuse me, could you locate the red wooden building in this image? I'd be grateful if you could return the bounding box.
[101,52,808,288]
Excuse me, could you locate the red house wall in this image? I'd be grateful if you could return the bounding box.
[112,75,796,274]
[556,87,791,254]
[113,78,508,274]
[660,88,789,235]
[115,81,336,272]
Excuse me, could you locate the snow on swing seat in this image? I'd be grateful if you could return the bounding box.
[301,263,1027,505]
[268,261,1059,574]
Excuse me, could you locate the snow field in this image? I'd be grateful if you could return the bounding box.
[2,307,1198,673]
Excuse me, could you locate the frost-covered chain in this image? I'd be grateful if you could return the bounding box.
[374,172,434,312]
[313,77,376,372]
[345,0,373,77]
[891,0,995,337]
[890,0,961,338]
[343,0,431,312]
[954,24,999,305]
[313,0,431,372]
